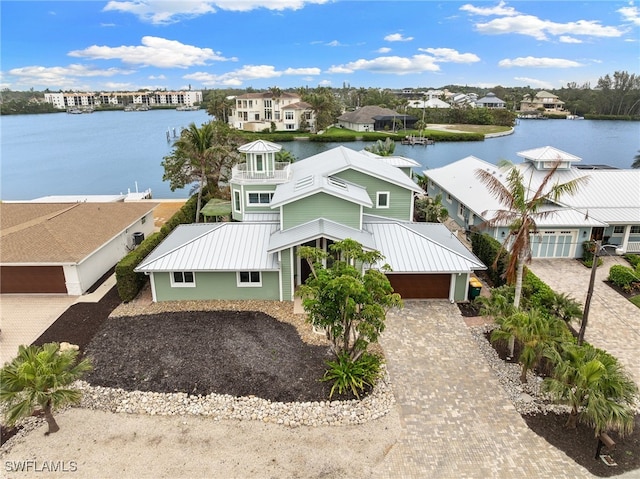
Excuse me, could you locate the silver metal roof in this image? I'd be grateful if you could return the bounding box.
[136,223,280,272]
[238,139,282,154]
[358,150,421,168]
[267,218,375,254]
[517,146,581,163]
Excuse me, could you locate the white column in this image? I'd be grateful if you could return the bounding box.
[621,225,631,253]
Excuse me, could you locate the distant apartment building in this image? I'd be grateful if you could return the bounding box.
[229,92,316,132]
[44,90,203,109]
[519,91,565,113]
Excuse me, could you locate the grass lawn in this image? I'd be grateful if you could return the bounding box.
[630,294,640,308]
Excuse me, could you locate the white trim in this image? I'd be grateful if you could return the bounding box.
[170,271,196,287]
[376,191,390,209]
[246,191,274,206]
[289,248,295,300]
[233,189,241,213]
[150,273,157,302]
[278,251,283,301]
[448,273,455,303]
[237,271,262,287]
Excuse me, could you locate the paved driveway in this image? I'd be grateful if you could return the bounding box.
[529,257,640,387]
[374,301,590,478]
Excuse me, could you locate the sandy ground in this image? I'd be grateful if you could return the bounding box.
[1,407,401,479]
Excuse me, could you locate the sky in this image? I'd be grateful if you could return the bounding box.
[1,1,639,92]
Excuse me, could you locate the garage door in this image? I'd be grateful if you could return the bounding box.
[386,273,450,299]
[530,230,577,258]
[0,266,67,293]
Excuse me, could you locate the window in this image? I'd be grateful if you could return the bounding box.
[285,124,295,130]
[233,190,241,213]
[256,154,263,171]
[458,204,466,219]
[237,271,261,287]
[376,192,390,208]
[631,226,640,234]
[247,192,273,205]
[446,193,453,203]
[285,111,294,120]
[171,271,195,287]
[613,225,624,234]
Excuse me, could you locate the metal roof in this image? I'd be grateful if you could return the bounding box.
[136,223,280,272]
[517,146,582,163]
[267,218,376,254]
[358,150,421,168]
[238,139,282,154]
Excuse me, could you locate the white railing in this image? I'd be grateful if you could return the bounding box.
[626,241,640,253]
[232,162,291,182]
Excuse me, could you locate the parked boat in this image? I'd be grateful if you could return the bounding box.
[401,135,434,146]
[176,105,199,111]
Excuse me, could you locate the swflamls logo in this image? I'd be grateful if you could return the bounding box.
[5,460,78,472]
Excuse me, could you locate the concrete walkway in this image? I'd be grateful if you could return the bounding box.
[529,257,640,387]
[374,301,591,478]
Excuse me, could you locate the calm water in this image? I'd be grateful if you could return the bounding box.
[1,111,638,200]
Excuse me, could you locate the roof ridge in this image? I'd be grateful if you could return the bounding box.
[0,203,81,238]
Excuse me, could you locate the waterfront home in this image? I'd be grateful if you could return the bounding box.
[337,105,417,132]
[474,92,506,109]
[0,202,157,294]
[135,140,484,302]
[228,92,316,132]
[424,146,640,258]
[519,91,565,114]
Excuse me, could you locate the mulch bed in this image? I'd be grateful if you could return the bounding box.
[6,283,639,476]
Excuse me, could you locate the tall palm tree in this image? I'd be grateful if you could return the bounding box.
[543,342,637,436]
[476,161,587,308]
[0,343,92,435]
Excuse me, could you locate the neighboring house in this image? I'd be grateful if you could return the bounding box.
[228,92,315,132]
[337,105,417,132]
[0,202,157,294]
[408,98,450,109]
[519,91,565,113]
[136,140,485,303]
[448,92,478,108]
[425,146,640,258]
[474,92,506,109]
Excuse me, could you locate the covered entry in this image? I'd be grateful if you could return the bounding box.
[386,273,451,299]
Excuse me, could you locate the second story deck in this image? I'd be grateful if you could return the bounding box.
[231,162,292,183]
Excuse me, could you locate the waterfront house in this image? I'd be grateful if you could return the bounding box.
[519,91,565,114]
[474,92,506,109]
[337,105,417,132]
[424,146,640,258]
[228,92,315,132]
[136,140,484,302]
[0,202,157,294]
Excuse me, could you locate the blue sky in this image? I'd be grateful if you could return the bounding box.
[1,1,638,92]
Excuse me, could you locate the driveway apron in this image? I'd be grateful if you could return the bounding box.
[374,300,591,479]
[529,257,640,388]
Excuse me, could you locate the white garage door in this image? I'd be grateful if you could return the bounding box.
[530,230,577,258]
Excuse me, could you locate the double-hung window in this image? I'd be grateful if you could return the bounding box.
[247,192,273,205]
[171,271,195,287]
[237,271,261,287]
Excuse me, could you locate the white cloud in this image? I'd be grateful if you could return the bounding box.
[8,64,134,88]
[184,63,320,86]
[418,48,480,63]
[618,5,640,26]
[559,35,582,44]
[377,47,391,53]
[103,0,328,24]
[499,56,583,68]
[384,33,414,42]
[460,1,518,16]
[327,55,440,75]
[149,74,167,80]
[514,76,554,89]
[474,14,624,41]
[68,36,233,68]
[326,40,342,47]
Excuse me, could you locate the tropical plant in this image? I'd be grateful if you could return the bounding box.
[543,342,638,437]
[548,291,583,324]
[297,239,402,361]
[322,352,382,399]
[414,193,449,223]
[475,160,587,308]
[632,151,640,169]
[491,308,568,382]
[364,137,396,156]
[275,149,297,163]
[162,121,243,222]
[0,343,92,435]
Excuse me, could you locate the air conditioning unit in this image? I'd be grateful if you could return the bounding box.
[132,232,145,246]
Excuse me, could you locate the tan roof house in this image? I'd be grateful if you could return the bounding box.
[337,105,417,132]
[0,202,157,294]
[229,92,315,132]
[519,91,565,113]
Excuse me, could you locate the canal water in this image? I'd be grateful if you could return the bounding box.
[1,110,638,200]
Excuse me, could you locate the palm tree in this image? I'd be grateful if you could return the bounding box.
[543,342,637,436]
[491,308,567,383]
[632,150,640,168]
[365,138,396,156]
[0,343,92,435]
[475,161,587,308]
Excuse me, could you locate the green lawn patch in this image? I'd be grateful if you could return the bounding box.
[629,295,640,308]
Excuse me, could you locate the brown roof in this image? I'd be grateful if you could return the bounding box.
[337,105,401,123]
[234,92,301,100]
[0,202,158,264]
[281,101,312,110]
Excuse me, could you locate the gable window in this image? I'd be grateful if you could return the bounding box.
[233,190,241,213]
[237,271,261,287]
[171,271,195,287]
[613,225,625,234]
[376,192,390,208]
[247,192,273,205]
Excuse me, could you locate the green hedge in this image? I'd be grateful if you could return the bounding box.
[608,264,639,292]
[116,196,199,302]
[522,269,556,310]
[470,232,508,286]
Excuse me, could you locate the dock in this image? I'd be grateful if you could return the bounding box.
[401,135,434,146]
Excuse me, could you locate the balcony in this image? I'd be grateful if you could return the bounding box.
[232,162,291,183]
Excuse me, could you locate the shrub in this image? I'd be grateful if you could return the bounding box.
[608,264,639,292]
[471,232,508,286]
[522,269,556,311]
[322,352,382,399]
[624,253,640,269]
[116,232,165,302]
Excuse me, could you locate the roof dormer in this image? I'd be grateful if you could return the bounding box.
[517,146,581,171]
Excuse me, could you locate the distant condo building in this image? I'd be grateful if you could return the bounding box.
[44,90,203,109]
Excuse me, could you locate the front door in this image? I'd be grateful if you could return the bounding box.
[591,227,604,242]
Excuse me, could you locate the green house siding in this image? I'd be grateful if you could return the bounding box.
[280,248,294,301]
[152,271,280,301]
[243,184,278,214]
[282,193,360,230]
[333,170,413,221]
[454,273,469,302]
